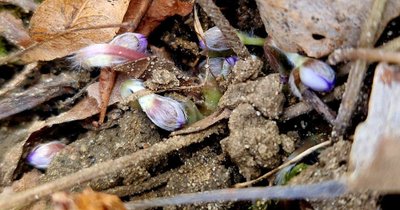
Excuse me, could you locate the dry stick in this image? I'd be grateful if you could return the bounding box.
[0,126,223,210]
[332,0,387,139]
[196,0,250,59]
[301,89,336,124]
[234,140,332,188]
[282,85,345,121]
[125,179,346,209]
[329,48,400,66]
[0,62,38,96]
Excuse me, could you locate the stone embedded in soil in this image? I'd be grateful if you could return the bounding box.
[144,69,180,91]
[42,110,161,191]
[289,141,379,209]
[220,103,295,180]
[228,56,263,84]
[219,73,285,119]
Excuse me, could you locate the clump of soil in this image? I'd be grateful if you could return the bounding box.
[219,73,285,119]
[221,103,295,180]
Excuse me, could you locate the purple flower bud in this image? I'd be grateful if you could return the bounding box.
[120,79,187,131]
[70,44,147,69]
[70,32,148,69]
[200,26,230,51]
[110,32,148,53]
[27,141,66,169]
[198,57,235,78]
[225,56,238,66]
[299,59,335,92]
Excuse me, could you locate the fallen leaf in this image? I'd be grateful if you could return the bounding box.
[21,0,130,62]
[136,0,194,35]
[0,11,33,48]
[349,63,400,192]
[255,0,400,57]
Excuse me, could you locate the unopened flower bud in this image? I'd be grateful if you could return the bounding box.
[298,59,335,92]
[110,32,148,53]
[225,56,238,66]
[120,79,187,131]
[27,141,66,169]
[71,32,148,69]
[200,26,265,51]
[198,56,237,78]
[200,26,230,51]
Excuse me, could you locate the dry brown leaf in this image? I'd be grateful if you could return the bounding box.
[349,63,400,192]
[52,189,126,210]
[0,11,32,48]
[21,0,130,62]
[256,0,400,57]
[137,0,194,35]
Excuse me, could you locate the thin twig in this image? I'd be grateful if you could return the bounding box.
[282,85,345,121]
[0,62,38,96]
[329,48,400,65]
[332,0,387,139]
[301,89,336,124]
[233,140,332,188]
[0,125,223,210]
[124,179,346,209]
[196,0,250,59]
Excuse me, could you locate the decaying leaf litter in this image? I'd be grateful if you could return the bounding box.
[1,0,400,209]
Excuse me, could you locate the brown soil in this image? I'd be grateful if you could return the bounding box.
[0,0,392,209]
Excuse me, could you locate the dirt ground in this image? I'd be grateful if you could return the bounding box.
[1,0,398,209]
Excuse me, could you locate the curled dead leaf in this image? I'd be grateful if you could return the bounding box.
[21,0,130,62]
[255,0,400,57]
